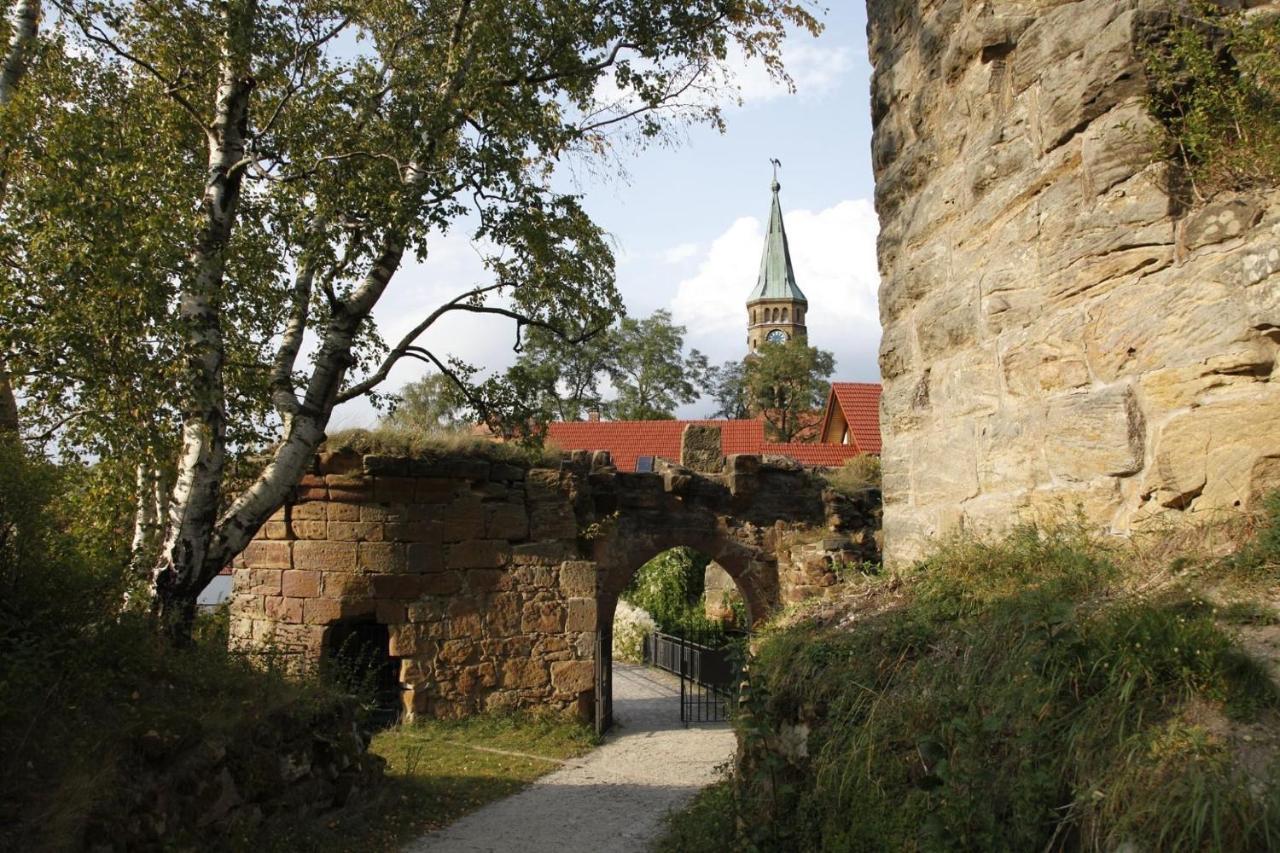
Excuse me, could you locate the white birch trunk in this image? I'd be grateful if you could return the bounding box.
[150,1,256,639]
[0,1,39,431]
[0,0,39,107]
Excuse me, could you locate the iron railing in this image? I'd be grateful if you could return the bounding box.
[643,628,745,724]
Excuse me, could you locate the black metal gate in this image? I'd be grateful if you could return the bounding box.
[594,624,613,735]
[644,627,744,724]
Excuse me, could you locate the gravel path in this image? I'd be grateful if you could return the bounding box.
[404,663,736,853]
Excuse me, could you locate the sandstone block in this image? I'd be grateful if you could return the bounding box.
[291,520,329,540]
[485,503,530,540]
[488,593,522,636]
[242,540,291,570]
[265,596,304,624]
[317,450,362,475]
[358,542,407,573]
[440,639,478,666]
[407,542,445,574]
[281,569,321,599]
[565,598,597,633]
[550,660,594,695]
[371,574,423,599]
[290,502,327,521]
[389,624,436,657]
[246,568,283,596]
[328,521,385,542]
[386,521,442,543]
[303,597,342,625]
[1044,386,1144,482]
[325,474,371,503]
[501,657,547,689]
[420,571,462,596]
[261,521,289,540]
[448,540,511,569]
[558,562,597,597]
[376,600,406,624]
[374,476,417,505]
[321,572,371,599]
[443,497,486,542]
[513,542,578,565]
[293,541,357,573]
[521,601,565,634]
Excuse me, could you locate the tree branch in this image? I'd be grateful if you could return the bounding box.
[52,1,208,128]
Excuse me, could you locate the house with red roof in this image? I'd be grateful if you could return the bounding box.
[547,383,881,473]
[544,178,884,474]
[819,382,883,454]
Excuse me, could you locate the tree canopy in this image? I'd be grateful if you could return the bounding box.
[0,0,821,637]
[743,338,834,442]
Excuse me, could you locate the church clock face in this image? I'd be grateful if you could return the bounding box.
[766,329,788,344]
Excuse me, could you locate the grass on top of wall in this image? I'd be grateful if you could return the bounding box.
[655,497,1280,853]
[321,426,563,468]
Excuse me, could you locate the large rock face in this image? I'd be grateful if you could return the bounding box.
[869,0,1280,564]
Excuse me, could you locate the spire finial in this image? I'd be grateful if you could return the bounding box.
[770,157,782,192]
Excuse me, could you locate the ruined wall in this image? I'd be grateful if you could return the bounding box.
[233,445,880,721]
[869,0,1280,564]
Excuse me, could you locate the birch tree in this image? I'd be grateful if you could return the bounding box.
[1,0,820,640]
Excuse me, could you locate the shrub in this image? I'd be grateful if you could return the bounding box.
[621,547,721,634]
[1144,1,1280,197]
[0,440,377,848]
[612,600,658,663]
[732,520,1280,852]
[823,453,881,495]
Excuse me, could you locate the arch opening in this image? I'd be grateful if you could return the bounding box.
[324,619,401,727]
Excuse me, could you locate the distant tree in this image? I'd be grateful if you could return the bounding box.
[744,339,834,443]
[703,359,750,420]
[383,374,468,432]
[606,310,709,421]
[502,325,612,425]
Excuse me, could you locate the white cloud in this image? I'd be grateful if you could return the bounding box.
[661,242,700,264]
[670,198,882,386]
[587,36,853,122]
[726,41,853,105]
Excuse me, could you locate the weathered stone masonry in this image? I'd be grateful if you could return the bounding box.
[231,438,880,720]
[869,0,1280,564]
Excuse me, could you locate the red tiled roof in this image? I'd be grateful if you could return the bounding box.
[547,417,872,471]
[824,382,883,454]
[546,419,765,473]
[760,442,866,467]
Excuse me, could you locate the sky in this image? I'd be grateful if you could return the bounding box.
[329,5,880,429]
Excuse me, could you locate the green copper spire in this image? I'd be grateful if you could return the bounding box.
[748,165,807,304]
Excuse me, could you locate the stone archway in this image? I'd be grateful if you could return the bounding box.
[230,426,881,723]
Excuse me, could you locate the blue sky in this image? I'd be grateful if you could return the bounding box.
[334,4,880,428]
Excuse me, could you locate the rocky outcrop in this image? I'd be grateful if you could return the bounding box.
[869,0,1280,564]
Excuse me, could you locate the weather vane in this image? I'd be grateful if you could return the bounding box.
[770,157,782,188]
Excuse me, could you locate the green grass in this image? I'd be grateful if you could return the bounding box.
[322,426,562,467]
[653,778,738,853]
[822,453,881,496]
[676,513,1280,852]
[281,712,599,852]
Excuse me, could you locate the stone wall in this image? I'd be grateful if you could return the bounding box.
[869,0,1280,564]
[232,445,881,721]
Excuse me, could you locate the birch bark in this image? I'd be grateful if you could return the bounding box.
[150,0,256,638]
[0,0,39,106]
[0,0,40,432]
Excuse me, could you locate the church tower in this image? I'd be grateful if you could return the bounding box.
[746,169,808,353]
